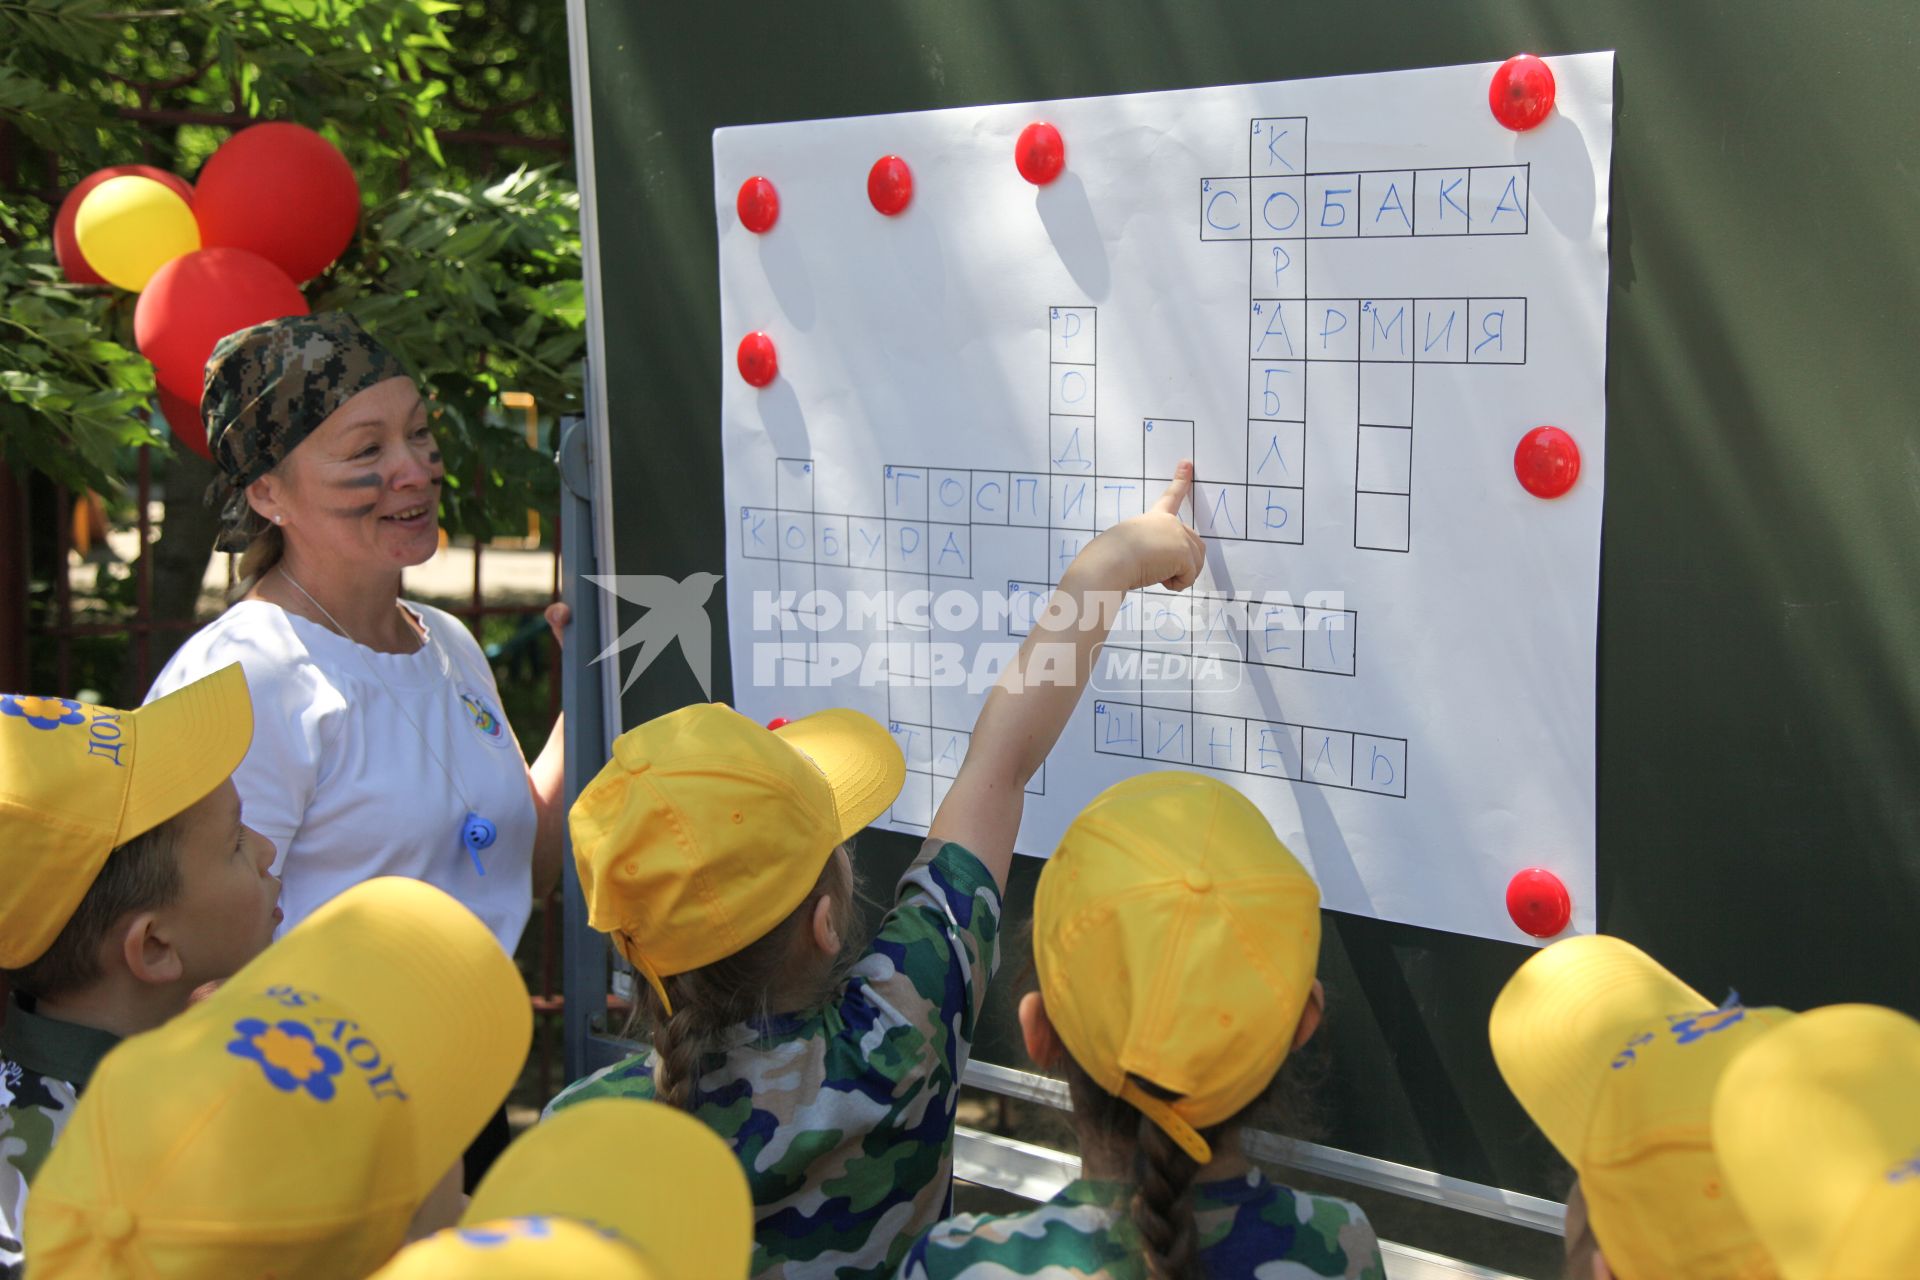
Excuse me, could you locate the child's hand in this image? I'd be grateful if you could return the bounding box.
[1096,461,1206,591]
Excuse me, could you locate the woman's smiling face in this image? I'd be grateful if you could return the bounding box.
[249,376,444,571]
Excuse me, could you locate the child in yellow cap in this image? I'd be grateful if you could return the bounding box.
[20,875,530,1278]
[900,771,1385,1280]
[1711,1003,1920,1280]
[1489,934,1787,1280]
[0,665,280,1276]
[549,466,1207,1278]
[374,1097,754,1278]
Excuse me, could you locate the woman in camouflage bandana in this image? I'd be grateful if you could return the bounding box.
[142,313,569,1184]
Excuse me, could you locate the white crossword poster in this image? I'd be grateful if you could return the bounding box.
[712,54,1614,944]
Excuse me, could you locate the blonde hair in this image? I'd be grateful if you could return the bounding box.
[635,846,857,1110]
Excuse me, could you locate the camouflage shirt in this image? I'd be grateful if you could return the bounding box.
[547,840,1002,1280]
[896,1169,1387,1280]
[0,1001,122,1279]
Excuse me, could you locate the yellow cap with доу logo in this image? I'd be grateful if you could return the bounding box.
[22,876,531,1280]
[568,702,904,1014]
[1712,1003,1920,1280]
[0,663,252,969]
[371,1098,754,1279]
[1033,772,1324,1166]
[1489,934,1785,1280]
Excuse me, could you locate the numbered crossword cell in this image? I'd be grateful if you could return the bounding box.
[1093,700,1143,758]
[1198,177,1251,240]
[1050,306,1096,363]
[1142,418,1196,484]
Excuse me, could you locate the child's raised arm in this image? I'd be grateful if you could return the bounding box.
[928,462,1205,889]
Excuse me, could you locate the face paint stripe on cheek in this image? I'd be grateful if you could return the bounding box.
[326,502,381,518]
[332,473,383,489]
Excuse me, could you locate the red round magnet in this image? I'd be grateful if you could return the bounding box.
[737,176,780,233]
[1015,122,1066,185]
[1514,426,1581,498]
[867,155,913,216]
[1489,54,1556,132]
[1506,868,1572,938]
[737,332,778,387]
[765,717,791,731]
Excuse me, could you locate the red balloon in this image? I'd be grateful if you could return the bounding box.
[737,176,780,234]
[1514,426,1581,498]
[193,123,360,283]
[135,248,309,402]
[737,332,778,387]
[1506,867,1572,938]
[867,156,913,216]
[1489,54,1556,132]
[156,385,210,460]
[54,166,194,286]
[1015,122,1066,185]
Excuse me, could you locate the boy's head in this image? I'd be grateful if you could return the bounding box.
[1025,772,1324,1165]
[569,703,903,1011]
[1712,1003,1920,1280]
[0,666,277,1006]
[22,876,531,1279]
[1489,935,1784,1280]
[372,1098,754,1279]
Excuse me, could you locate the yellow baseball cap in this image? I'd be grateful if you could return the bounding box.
[23,876,532,1279]
[1034,772,1322,1164]
[1488,935,1785,1280]
[570,702,904,1011]
[374,1217,667,1279]
[1712,1004,1920,1280]
[0,663,252,968]
[372,1098,754,1279]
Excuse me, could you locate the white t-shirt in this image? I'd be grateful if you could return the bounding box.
[148,600,537,952]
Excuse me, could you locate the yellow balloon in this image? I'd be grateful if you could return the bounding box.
[72,174,200,291]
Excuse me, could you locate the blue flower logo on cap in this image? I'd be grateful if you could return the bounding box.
[227,1017,344,1101]
[0,694,85,731]
[1889,1152,1920,1185]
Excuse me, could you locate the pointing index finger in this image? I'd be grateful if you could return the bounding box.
[1152,460,1193,515]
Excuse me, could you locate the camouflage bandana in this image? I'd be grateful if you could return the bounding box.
[203,312,410,551]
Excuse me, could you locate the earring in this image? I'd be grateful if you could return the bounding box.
[274,515,285,525]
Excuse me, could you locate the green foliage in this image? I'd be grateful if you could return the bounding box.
[0,0,578,534]
[0,246,164,494]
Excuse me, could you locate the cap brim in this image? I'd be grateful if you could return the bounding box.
[465,1099,752,1280]
[773,709,904,843]
[1712,1004,1920,1280]
[1489,935,1709,1165]
[121,662,253,844]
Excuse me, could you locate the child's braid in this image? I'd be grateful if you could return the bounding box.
[1130,1110,1204,1280]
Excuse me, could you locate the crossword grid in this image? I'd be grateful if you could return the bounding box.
[1206,116,1531,552]
[734,118,1544,822]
